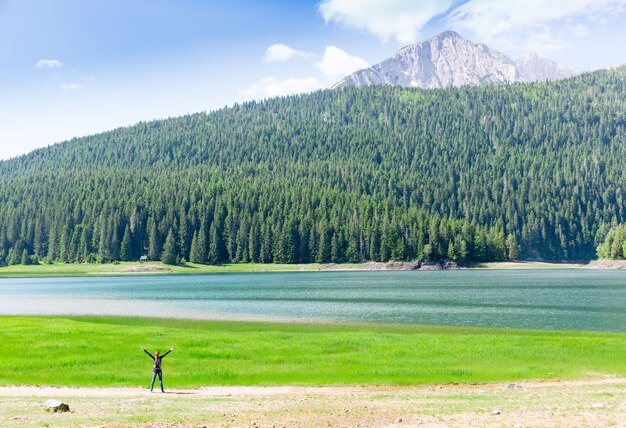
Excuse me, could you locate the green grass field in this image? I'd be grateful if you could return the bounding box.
[0,260,587,278]
[1,316,624,387]
[0,262,359,277]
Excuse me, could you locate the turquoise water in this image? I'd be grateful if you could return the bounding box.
[0,270,625,331]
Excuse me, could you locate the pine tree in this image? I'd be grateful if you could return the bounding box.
[178,209,190,261]
[120,224,133,261]
[78,226,90,262]
[610,232,623,259]
[161,228,177,265]
[298,218,311,263]
[208,222,223,264]
[226,215,237,262]
[108,216,121,261]
[506,233,519,261]
[474,231,486,261]
[422,243,433,261]
[260,223,272,263]
[379,224,390,262]
[369,229,380,261]
[330,233,339,263]
[98,217,110,262]
[47,224,58,262]
[308,227,318,263]
[459,240,469,261]
[33,218,46,258]
[90,218,101,260]
[148,219,159,261]
[494,230,507,261]
[235,219,249,263]
[59,224,71,263]
[447,241,457,261]
[69,226,80,262]
[197,226,207,264]
[248,222,260,263]
[390,223,407,260]
[21,249,28,265]
[316,224,330,263]
[10,241,25,265]
[6,248,15,266]
[275,221,296,263]
[189,230,204,264]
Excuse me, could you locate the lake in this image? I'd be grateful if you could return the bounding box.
[0,269,625,331]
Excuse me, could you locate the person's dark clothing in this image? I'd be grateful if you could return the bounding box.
[150,370,163,392]
[144,349,171,392]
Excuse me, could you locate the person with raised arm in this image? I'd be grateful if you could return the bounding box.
[142,347,172,392]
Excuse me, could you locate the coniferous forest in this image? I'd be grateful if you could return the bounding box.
[0,67,625,265]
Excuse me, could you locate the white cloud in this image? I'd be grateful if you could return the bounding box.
[264,44,315,62]
[319,0,626,55]
[59,83,83,91]
[35,59,63,68]
[238,76,323,98]
[315,46,369,79]
[319,0,454,43]
[240,45,368,99]
[446,0,626,53]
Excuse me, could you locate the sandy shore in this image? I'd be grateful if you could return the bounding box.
[2,378,624,427]
[585,260,626,269]
[0,260,604,278]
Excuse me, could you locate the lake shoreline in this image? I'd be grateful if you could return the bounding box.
[0,260,599,278]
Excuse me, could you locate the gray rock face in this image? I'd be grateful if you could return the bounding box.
[515,52,575,82]
[334,31,576,89]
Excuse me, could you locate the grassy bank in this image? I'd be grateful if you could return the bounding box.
[1,316,624,387]
[0,261,337,277]
[0,260,588,277]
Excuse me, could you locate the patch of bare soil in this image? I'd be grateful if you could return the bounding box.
[121,264,173,273]
[325,261,414,271]
[585,260,626,269]
[1,378,624,427]
[324,261,464,271]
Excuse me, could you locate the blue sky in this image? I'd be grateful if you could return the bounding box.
[1,0,625,160]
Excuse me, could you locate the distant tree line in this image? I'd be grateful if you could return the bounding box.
[0,66,624,265]
[0,178,515,265]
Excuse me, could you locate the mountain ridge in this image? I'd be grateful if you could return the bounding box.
[334,31,576,89]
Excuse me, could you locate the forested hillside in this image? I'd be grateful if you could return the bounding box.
[0,67,624,265]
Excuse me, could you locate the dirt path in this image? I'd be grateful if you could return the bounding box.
[0,377,624,397]
[1,378,625,427]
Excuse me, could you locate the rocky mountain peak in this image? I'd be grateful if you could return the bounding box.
[334,31,576,89]
[515,52,575,82]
